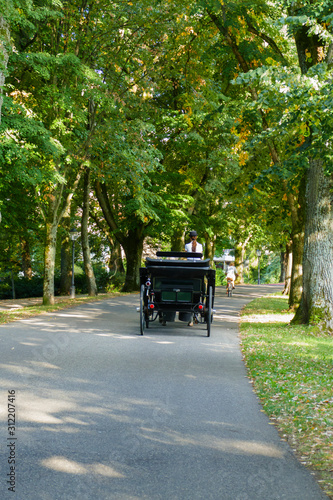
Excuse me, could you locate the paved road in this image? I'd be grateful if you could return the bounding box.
[0,285,328,499]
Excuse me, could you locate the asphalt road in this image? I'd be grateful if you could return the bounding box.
[0,285,328,500]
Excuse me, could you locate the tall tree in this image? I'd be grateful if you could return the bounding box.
[0,13,10,121]
[286,1,333,330]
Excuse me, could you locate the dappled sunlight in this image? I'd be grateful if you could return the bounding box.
[205,343,236,352]
[154,341,175,344]
[213,313,239,322]
[105,299,140,308]
[19,319,60,326]
[41,456,124,478]
[242,313,293,324]
[19,393,79,424]
[140,428,284,458]
[0,363,58,379]
[94,333,138,339]
[29,361,61,370]
[55,313,92,318]
[38,425,82,434]
[13,386,171,429]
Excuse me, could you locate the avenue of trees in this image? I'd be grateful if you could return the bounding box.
[1,0,333,332]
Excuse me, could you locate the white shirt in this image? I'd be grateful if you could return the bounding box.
[226,265,237,280]
[185,241,203,260]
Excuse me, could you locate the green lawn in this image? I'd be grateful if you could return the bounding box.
[240,295,333,499]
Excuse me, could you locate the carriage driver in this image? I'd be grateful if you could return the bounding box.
[185,230,203,260]
[185,230,203,325]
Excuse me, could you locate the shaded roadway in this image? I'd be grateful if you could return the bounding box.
[0,285,328,499]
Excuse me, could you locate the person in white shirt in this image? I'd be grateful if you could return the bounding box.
[184,230,203,259]
[226,261,238,290]
[184,230,203,326]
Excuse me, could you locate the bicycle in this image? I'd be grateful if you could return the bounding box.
[226,278,233,297]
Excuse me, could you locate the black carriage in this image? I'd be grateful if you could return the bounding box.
[139,251,216,336]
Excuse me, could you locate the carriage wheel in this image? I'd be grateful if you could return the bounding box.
[207,285,213,337]
[140,284,146,335]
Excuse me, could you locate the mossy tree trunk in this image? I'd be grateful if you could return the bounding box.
[204,232,215,265]
[291,20,333,331]
[293,160,333,331]
[171,229,185,252]
[286,176,306,308]
[42,169,82,305]
[234,241,246,284]
[43,221,58,305]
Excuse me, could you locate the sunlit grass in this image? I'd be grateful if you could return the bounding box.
[240,294,333,499]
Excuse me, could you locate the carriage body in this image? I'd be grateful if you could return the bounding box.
[139,252,215,336]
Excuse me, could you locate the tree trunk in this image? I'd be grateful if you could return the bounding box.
[287,175,306,308]
[21,238,32,279]
[0,15,10,122]
[122,230,144,292]
[82,168,97,296]
[282,241,292,296]
[171,229,185,252]
[291,21,333,329]
[10,267,15,299]
[59,216,72,295]
[288,227,304,307]
[279,250,286,284]
[109,239,124,273]
[204,232,215,264]
[293,160,333,331]
[43,221,57,305]
[41,167,82,304]
[234,242,246,284]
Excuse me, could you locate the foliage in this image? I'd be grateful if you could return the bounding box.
[105,272,126,293]
[215,267,227,286]
[0,274,43,299]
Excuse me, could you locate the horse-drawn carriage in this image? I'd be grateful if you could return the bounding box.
[139,251,216,336]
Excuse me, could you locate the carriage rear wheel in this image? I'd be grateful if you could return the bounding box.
[207,285,213,337]
[140,284,146,335]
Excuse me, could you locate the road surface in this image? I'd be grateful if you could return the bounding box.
[0,285,328,499]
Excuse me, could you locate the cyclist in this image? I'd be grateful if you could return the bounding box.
[226,261,238,293]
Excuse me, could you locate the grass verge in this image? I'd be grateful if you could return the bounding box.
[0,292,126,325]
[240,294,333,499]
